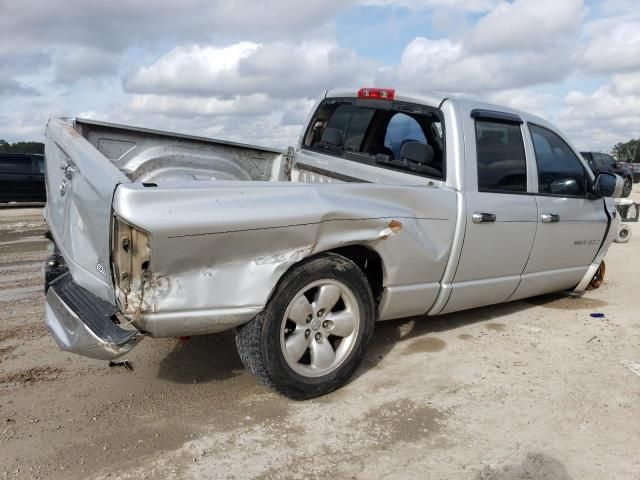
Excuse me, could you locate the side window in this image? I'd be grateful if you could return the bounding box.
[384,113,427,160]
[475,120,527,193]
[529,124,587,196]
[0,156,31,174]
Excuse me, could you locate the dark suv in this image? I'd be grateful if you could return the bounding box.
[0,153,46,203]
[581,151,633,197]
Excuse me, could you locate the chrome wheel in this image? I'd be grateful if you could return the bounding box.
[280,279,360,377]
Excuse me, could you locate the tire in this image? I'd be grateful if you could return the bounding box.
[615,224,631,243]
[622,178,632,197]
[235,252,375,399]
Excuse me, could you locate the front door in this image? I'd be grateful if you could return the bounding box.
[510,123,609,300]
[442,111,538,314]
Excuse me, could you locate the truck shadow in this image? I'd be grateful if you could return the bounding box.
[357,291,608,378]
[156,331,245,384]
[155,291,607,387]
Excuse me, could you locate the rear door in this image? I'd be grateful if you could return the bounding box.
[510,123,608,300]
[442,110,538,313]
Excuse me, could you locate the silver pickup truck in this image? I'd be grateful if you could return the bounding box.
[43,88,623,398]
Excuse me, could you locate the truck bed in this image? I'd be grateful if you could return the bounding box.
[73,118,287,183]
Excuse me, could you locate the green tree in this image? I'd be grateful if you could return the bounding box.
[612,139,639,163]
[0,139,44,154]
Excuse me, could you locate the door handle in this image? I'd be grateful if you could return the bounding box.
[472,212,497,224]
[541,213,560,223]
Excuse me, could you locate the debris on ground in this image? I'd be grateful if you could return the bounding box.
[108,360,134,371]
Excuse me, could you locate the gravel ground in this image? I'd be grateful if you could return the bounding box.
[0,192,639,480]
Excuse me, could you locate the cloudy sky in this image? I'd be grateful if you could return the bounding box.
[0,0,638,151]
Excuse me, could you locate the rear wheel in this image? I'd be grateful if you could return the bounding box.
[622,177,632,197]
[235,253,375,399]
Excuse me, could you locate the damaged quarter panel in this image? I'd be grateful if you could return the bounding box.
[112,181,457,337]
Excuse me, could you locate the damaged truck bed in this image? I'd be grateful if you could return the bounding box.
[43,88,623,398]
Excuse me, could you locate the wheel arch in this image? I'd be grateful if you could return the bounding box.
[264,244,385,310]
[326,245,384,304]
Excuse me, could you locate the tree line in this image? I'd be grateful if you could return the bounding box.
[0,139,44,155]
[612,138,639,163]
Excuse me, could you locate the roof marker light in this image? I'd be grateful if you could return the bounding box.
[358,88,395,100]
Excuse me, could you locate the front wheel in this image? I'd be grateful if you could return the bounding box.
[622,178,632,197]
[235,253,375,399]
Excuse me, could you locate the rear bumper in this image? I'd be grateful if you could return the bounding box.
[44,272,140,360]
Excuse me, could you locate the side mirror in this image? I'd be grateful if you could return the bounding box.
[550,178,579,195]
[592,172,623,198]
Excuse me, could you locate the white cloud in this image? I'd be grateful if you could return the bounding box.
[610,72,640,95]
[53,47,121,83]
[0,0,350,56]
[579,17,640,73]
[128,93,313,119]
[382,37,571,94]
[125,43,260,96]
[359,0,499,12]
[468,0,584,53]
[0,75,38,96]
[125,41,377,98]
[557,74,640,151]
[485,89,554,118]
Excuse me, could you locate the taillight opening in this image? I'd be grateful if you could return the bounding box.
[357,87,395,100]
[112,215,152,317]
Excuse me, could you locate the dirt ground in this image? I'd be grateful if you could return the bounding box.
[1,192,639,480]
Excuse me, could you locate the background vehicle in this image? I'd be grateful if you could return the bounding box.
[0,153,46,203]
[43,89,622,399]
[581,151,633,196]
[620,162,640,183]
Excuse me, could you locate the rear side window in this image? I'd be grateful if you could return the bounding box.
[475,120,527,193]
[529,124,588,196]
[0,156,32,174]
[303,99,445,179]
